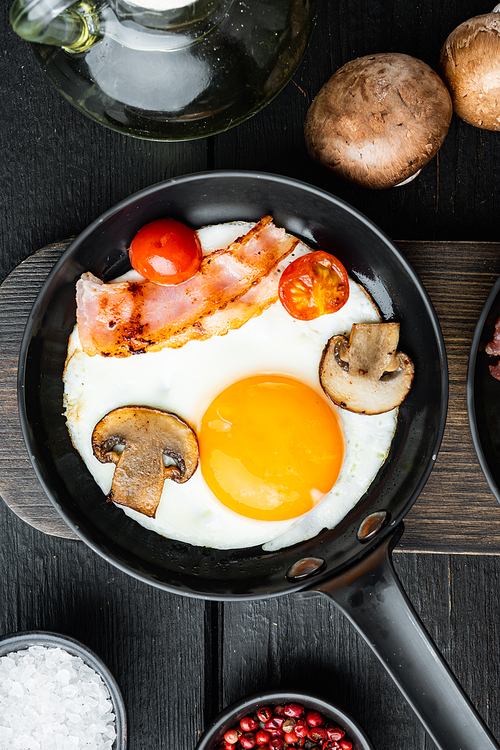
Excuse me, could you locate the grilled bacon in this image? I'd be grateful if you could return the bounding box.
[76,217,298,357]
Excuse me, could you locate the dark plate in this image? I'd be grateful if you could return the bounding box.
[467,275,500,502]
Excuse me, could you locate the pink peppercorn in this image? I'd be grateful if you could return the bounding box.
[219,702,354,750]
[306,712,323,728]
[265,718,285,731]
[294,720,308,738]
[240,733,256,749]
[257,708,272,723]
[308,728,327,743]
[256,731,271,745]
[325,727,344,741]
[284,704,304,718]
[322,742,340,750]
[224,729,241,744]
[240,717,259,732]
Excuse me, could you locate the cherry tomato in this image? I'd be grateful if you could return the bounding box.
[129,218,202,285]
[278,251,349,320]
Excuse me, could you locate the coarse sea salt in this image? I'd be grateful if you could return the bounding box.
[0,645,117,750]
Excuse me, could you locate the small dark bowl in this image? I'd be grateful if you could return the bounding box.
[196,691,373,750]
[0,631,127,749]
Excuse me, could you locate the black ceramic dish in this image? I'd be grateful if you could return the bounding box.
[467,275,500,501]
[0,630,127,749]
[17,171,499,750]
[196,691,373,750]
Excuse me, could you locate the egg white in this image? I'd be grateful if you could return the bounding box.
[63,222,397,551]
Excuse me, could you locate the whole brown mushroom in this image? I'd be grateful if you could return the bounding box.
[304,53,452,189]
[440,7,500,130]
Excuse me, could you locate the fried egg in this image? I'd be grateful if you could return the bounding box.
[63,222,397,551]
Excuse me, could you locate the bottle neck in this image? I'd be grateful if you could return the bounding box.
[10,0,231,51]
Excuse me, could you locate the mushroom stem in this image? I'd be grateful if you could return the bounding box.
[395,170,421,187]
[319,323,414,414]
[92,406,199,518]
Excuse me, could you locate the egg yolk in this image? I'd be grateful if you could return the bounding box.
[199,375,344,521]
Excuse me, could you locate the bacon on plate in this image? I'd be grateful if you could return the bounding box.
[165,265,283,348]
[485,316,500,380]
[76,216,298,357]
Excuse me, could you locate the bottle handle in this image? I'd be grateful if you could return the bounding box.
[10,0,96,49]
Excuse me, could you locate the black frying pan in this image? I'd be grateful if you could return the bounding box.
[18,171,499,750]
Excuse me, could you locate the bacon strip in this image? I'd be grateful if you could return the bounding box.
[166,266,282,348]
[76,217,298,357]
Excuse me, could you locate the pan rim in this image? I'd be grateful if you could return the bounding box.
[17,169,449,600]
[467,273,500,503]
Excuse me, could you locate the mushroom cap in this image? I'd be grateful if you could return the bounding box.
[440,13,500,131]
[92,405,199,518]
[304,52,453,189]
[319,323,414,414]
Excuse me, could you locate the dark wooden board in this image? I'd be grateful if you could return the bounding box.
[2,239,500,552]
[0,242,77,539]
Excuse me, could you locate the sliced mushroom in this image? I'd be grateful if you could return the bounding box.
[92,406,199,518]
[319,323,414,414]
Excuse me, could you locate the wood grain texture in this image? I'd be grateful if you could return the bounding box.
[0,243,78,539]
[397,241,500,553]
[2,240,500,552]
[0,496,209,750]
[3,3,500,749]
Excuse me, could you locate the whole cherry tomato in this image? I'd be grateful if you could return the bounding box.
[129,218,202,285]
[278,251,349,320]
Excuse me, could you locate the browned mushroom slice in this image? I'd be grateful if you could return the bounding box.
[320,323,414,414]
[92,406,199,518]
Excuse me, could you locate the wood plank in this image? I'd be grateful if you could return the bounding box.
[2,241,500,553]
[396,241,500,553]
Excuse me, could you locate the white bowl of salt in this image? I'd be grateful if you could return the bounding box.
[0,631,126,750]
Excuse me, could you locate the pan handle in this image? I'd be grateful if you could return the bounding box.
[305,523,499,750]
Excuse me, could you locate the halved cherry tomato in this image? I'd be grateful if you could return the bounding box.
[129,218,202,285]
[278,251,349,320]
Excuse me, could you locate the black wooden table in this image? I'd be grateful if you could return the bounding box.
[2,2,500,750]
